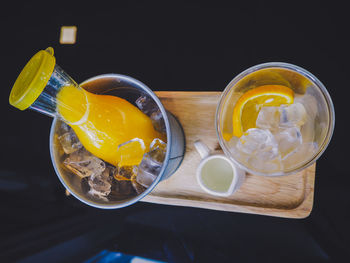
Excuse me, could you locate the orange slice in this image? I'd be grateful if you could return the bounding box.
[116,138,146,166]
[232,85,294,137]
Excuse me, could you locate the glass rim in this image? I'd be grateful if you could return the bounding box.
[215,62,335,176]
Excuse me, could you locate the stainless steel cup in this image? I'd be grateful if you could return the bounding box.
[50,74,185,208]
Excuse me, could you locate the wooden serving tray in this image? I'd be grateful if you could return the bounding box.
[142,91,315,219]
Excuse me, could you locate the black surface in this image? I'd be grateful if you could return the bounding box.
[1,1,349,262]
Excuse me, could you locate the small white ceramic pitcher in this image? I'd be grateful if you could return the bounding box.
[194,140,245,197]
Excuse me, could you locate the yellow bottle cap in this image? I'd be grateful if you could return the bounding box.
[9,47,56,110]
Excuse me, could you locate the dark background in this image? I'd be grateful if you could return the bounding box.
[1,1,349,262]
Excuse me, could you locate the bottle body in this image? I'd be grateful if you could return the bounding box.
[30,65,164,166]
[60,89,164,166]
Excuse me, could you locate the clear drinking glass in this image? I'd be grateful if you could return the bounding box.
[216,62,335,176]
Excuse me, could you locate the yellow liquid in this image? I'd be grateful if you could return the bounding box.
[201,158,233,192]
[57,85,165,166]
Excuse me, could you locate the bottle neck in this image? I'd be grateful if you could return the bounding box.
[56,85,89,125]
[29,65,86,122]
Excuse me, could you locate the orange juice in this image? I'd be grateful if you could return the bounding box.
[57,85,165,166]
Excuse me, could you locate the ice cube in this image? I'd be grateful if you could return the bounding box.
[135,95,158,116]
[248,155,283,174]
[113,166,138,181]
[150,138,167,150]
[237,129,279,173]
[275,127,302,159]
[279,103,307,128]
[135,138,166,188]
[58,130,82,154]
[63,149,106,178]
[136,169,158,188]
[254,145,279,161]
[295,94,318,120]
[149,138,166,163]
[87,188,109,202]
[106,164,117,177]
[282,142,318,170]
[256,106,280,130]
[228,138,250,166]
[236,128,277,155]
[57,121,71,136]
[227,136,247,161]
[131,174,147,194]
[150,110,166,133]
[88,168,112,199]
[139,152,162,175]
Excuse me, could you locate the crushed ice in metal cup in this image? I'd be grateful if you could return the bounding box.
[57,92,168,201]
[88,168,112,199]
[150,110,166,133]
[136,169,158,188]
[138,153,162,176]
[135,95,158,116]
[113,166,147,195]
[113,166,137,181]
[57,121,71,136]
[87,188,109,202]
[131,174,147,194]
[59,130,82,154]
[63,148,106,178]
[150,138,166,149]
[149,138,166,162]
[136,95,166,133]
[136,138,166,188]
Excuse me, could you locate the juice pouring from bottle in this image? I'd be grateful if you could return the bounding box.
[9,47,164,167]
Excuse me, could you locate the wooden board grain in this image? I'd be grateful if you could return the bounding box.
[141,91,315,219]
